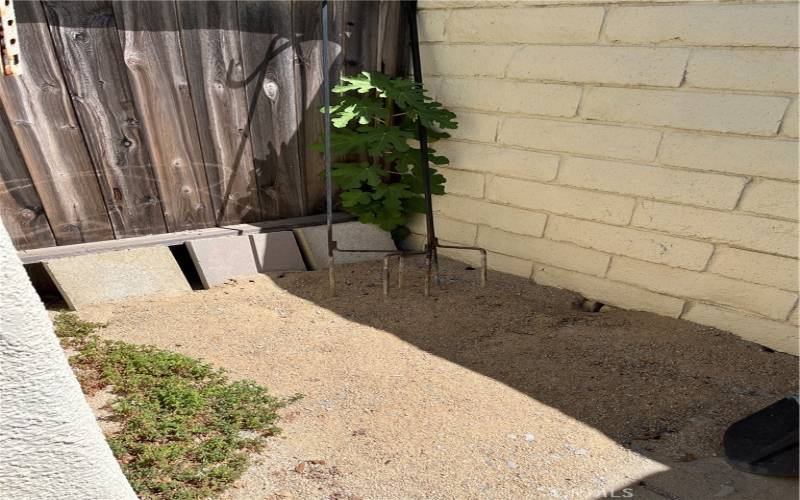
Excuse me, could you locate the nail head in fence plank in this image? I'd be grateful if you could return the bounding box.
[44,0,168,239]
[293,0,343,215]
[238,0,306,220]
[0,102,56,249]
[113,0,214,232]
[177,0,264,225]
[0,0,113,245]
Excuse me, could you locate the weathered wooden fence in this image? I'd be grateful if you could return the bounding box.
[0,0,408,250]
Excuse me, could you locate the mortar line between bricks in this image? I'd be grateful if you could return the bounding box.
[441,136,798,182]
[418,40,800,52]
[418,1,798,11]
[436,196,798,261]
[427,74,800,98]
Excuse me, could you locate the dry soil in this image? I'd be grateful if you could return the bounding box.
[75,258,799,500]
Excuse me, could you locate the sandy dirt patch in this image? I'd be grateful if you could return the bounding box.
[75,258,798,499]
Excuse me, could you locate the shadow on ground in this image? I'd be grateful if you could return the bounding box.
[271,257,798,499]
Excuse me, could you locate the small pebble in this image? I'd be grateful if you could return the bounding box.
[507,460,518,469]
[524,433,535,442]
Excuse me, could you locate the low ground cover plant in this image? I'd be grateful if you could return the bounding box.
[319,71,457,240]
[54,313,285,499]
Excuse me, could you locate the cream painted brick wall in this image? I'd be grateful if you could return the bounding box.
[545,216,713,271]
[414,0,799,354]
[631,200,798,258]
[437,167,484,198]
[533,265,685,318]
[433,195,547,237]
[683,303,799,355]
[603,4,799,47]
[447,7,604,44]
[557,157,747,210]
[507,46,689,87]
[708,247,798,292]
[782,100,799,138]
[498,117,661,161]
[428,77,581,118]
[607,257,797,321]
[582,88,789,136]
[487,177,635,225]
[478,227,611,277]
[686,49,799,94]
[433,141,559,181]
[659,132,798,180]
[738,180,799,220]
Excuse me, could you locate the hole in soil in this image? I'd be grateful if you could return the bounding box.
[575,297,605,313]
[25,263,68,310]
[169,244,204,290]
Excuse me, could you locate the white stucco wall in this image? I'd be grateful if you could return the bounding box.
[0,221,137,499]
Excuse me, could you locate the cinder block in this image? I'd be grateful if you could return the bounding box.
[686,49,799,93]
[708,247,798,292]
[604,4,799,47]
[433,195,548,237]
[582,87,789,136]
[682,303,798,356]
[428,77,581,118]
[533,264,685,318]
[497,117,661,162]
[557,157,747,210]
[420,44,516,77]
[631,200,798,258]
[660,132,798,180]
[433,141,559,182]
[293,222,396,270]
[487,176,635,225]
[545,216,714,271]
[478,226,610,277]
[44,246,190,309]
[446,7,604,44]
[738,180,799,220]
[187,235,259,288]
[250,231,306,273]
[507,45,689,87]
[607,256,797,321]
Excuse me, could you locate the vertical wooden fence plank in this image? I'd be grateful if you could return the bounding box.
[112,0,214,231]
[342,0,380,75]
[44,0,167,238]
[177,0,263,225]
[0,102,56,249]
[0,0,113,245]
[293,0,343,214]
[238,0,305,219]
[378,1,409,77]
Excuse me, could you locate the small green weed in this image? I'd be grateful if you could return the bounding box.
[55,313,284,499]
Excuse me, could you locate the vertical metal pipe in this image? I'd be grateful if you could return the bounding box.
[321,0,335,294]
[405,1,438,280]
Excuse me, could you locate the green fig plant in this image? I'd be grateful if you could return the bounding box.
[317,71,457,241]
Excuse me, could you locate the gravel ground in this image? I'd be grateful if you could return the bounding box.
[75,257,798,500]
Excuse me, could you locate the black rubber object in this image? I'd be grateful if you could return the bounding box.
[723,395,799,477]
